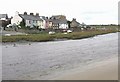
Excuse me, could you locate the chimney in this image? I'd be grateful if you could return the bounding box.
[73,18,76,21]
[46,17,48,19]
[24,12,27,15]
[15,11,19,15]
[36,13,39,16]
[30,13,34,15]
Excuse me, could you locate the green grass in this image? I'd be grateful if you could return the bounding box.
[2,29,118,42]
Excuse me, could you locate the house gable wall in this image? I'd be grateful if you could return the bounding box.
[11,13,22,25]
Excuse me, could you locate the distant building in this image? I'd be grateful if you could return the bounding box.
[50,15,68,29]
[0,14,10,29]
[70,18,81,28]
[11,12,87,30]
[39,16,52,29]
[0,14,8,20]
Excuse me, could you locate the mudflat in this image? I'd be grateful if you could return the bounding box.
[54,57,118,80]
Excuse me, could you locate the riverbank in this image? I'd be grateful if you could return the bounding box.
[53,57,118,80]
[2,33,118,80]
[2,30,118,42]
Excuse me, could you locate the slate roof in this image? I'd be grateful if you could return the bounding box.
[52,19,68,24]
[72,19,80,24]
[76,21,80,25]
[51,19,60,24]
[50,15,67,24]
[59,19,68,24]
[0,14,8,19]
[40,16,46,20]
[19,14,42,21]
[51,15,66,20]
[19,14,68,24]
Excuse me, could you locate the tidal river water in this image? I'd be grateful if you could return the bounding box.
[2,33,118,80]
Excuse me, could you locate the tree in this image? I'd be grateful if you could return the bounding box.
[67,21,71,28]
[2,20,8,30]
[19,19,25,28]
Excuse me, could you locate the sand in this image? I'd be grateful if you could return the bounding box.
[54,57,118,80]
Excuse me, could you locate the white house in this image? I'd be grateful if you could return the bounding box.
[59,20,68,29]
[11,12,22,25]
[11,12,43,28]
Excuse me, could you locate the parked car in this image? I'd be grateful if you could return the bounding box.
[62,29,67,32]
[67,30,72,33]
[49,31,55,35]
[63,32,67,34]
[4,34,11,36]
[6,24,12,28]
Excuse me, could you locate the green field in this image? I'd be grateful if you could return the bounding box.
[2,29,118,42]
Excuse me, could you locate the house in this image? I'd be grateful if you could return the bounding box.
[70,18,81,28]
[39,16,60,29]
[11,12,43,28]
[48,19,53,28]
[81,22,91,30]
[51,19,60,29]
[39,16,52,29]
[11,12,22,26]
[51,19,68,29]
[59,19,68,29]
[50,15,68,29]
[81,22,87,28]
[0,14,8,20]
[0,14,11,30]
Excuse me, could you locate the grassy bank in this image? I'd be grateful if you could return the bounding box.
[2,30,118,42]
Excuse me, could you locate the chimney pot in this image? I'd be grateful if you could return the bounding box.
[73,18,76,21]
[30,13,34,15]
[24,12,27,15]
[36,13,39,16]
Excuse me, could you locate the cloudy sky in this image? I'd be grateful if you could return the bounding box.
[0,0,119,24]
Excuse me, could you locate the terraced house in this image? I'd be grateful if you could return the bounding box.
[70,18,81,28]
[50,15,68,29]
[11,12,45,28]
[11,12,69,30]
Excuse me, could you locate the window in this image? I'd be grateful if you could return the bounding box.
[29,20,31,24]
[33,20,35,23]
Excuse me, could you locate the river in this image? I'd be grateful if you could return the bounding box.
[2,33,118,80]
